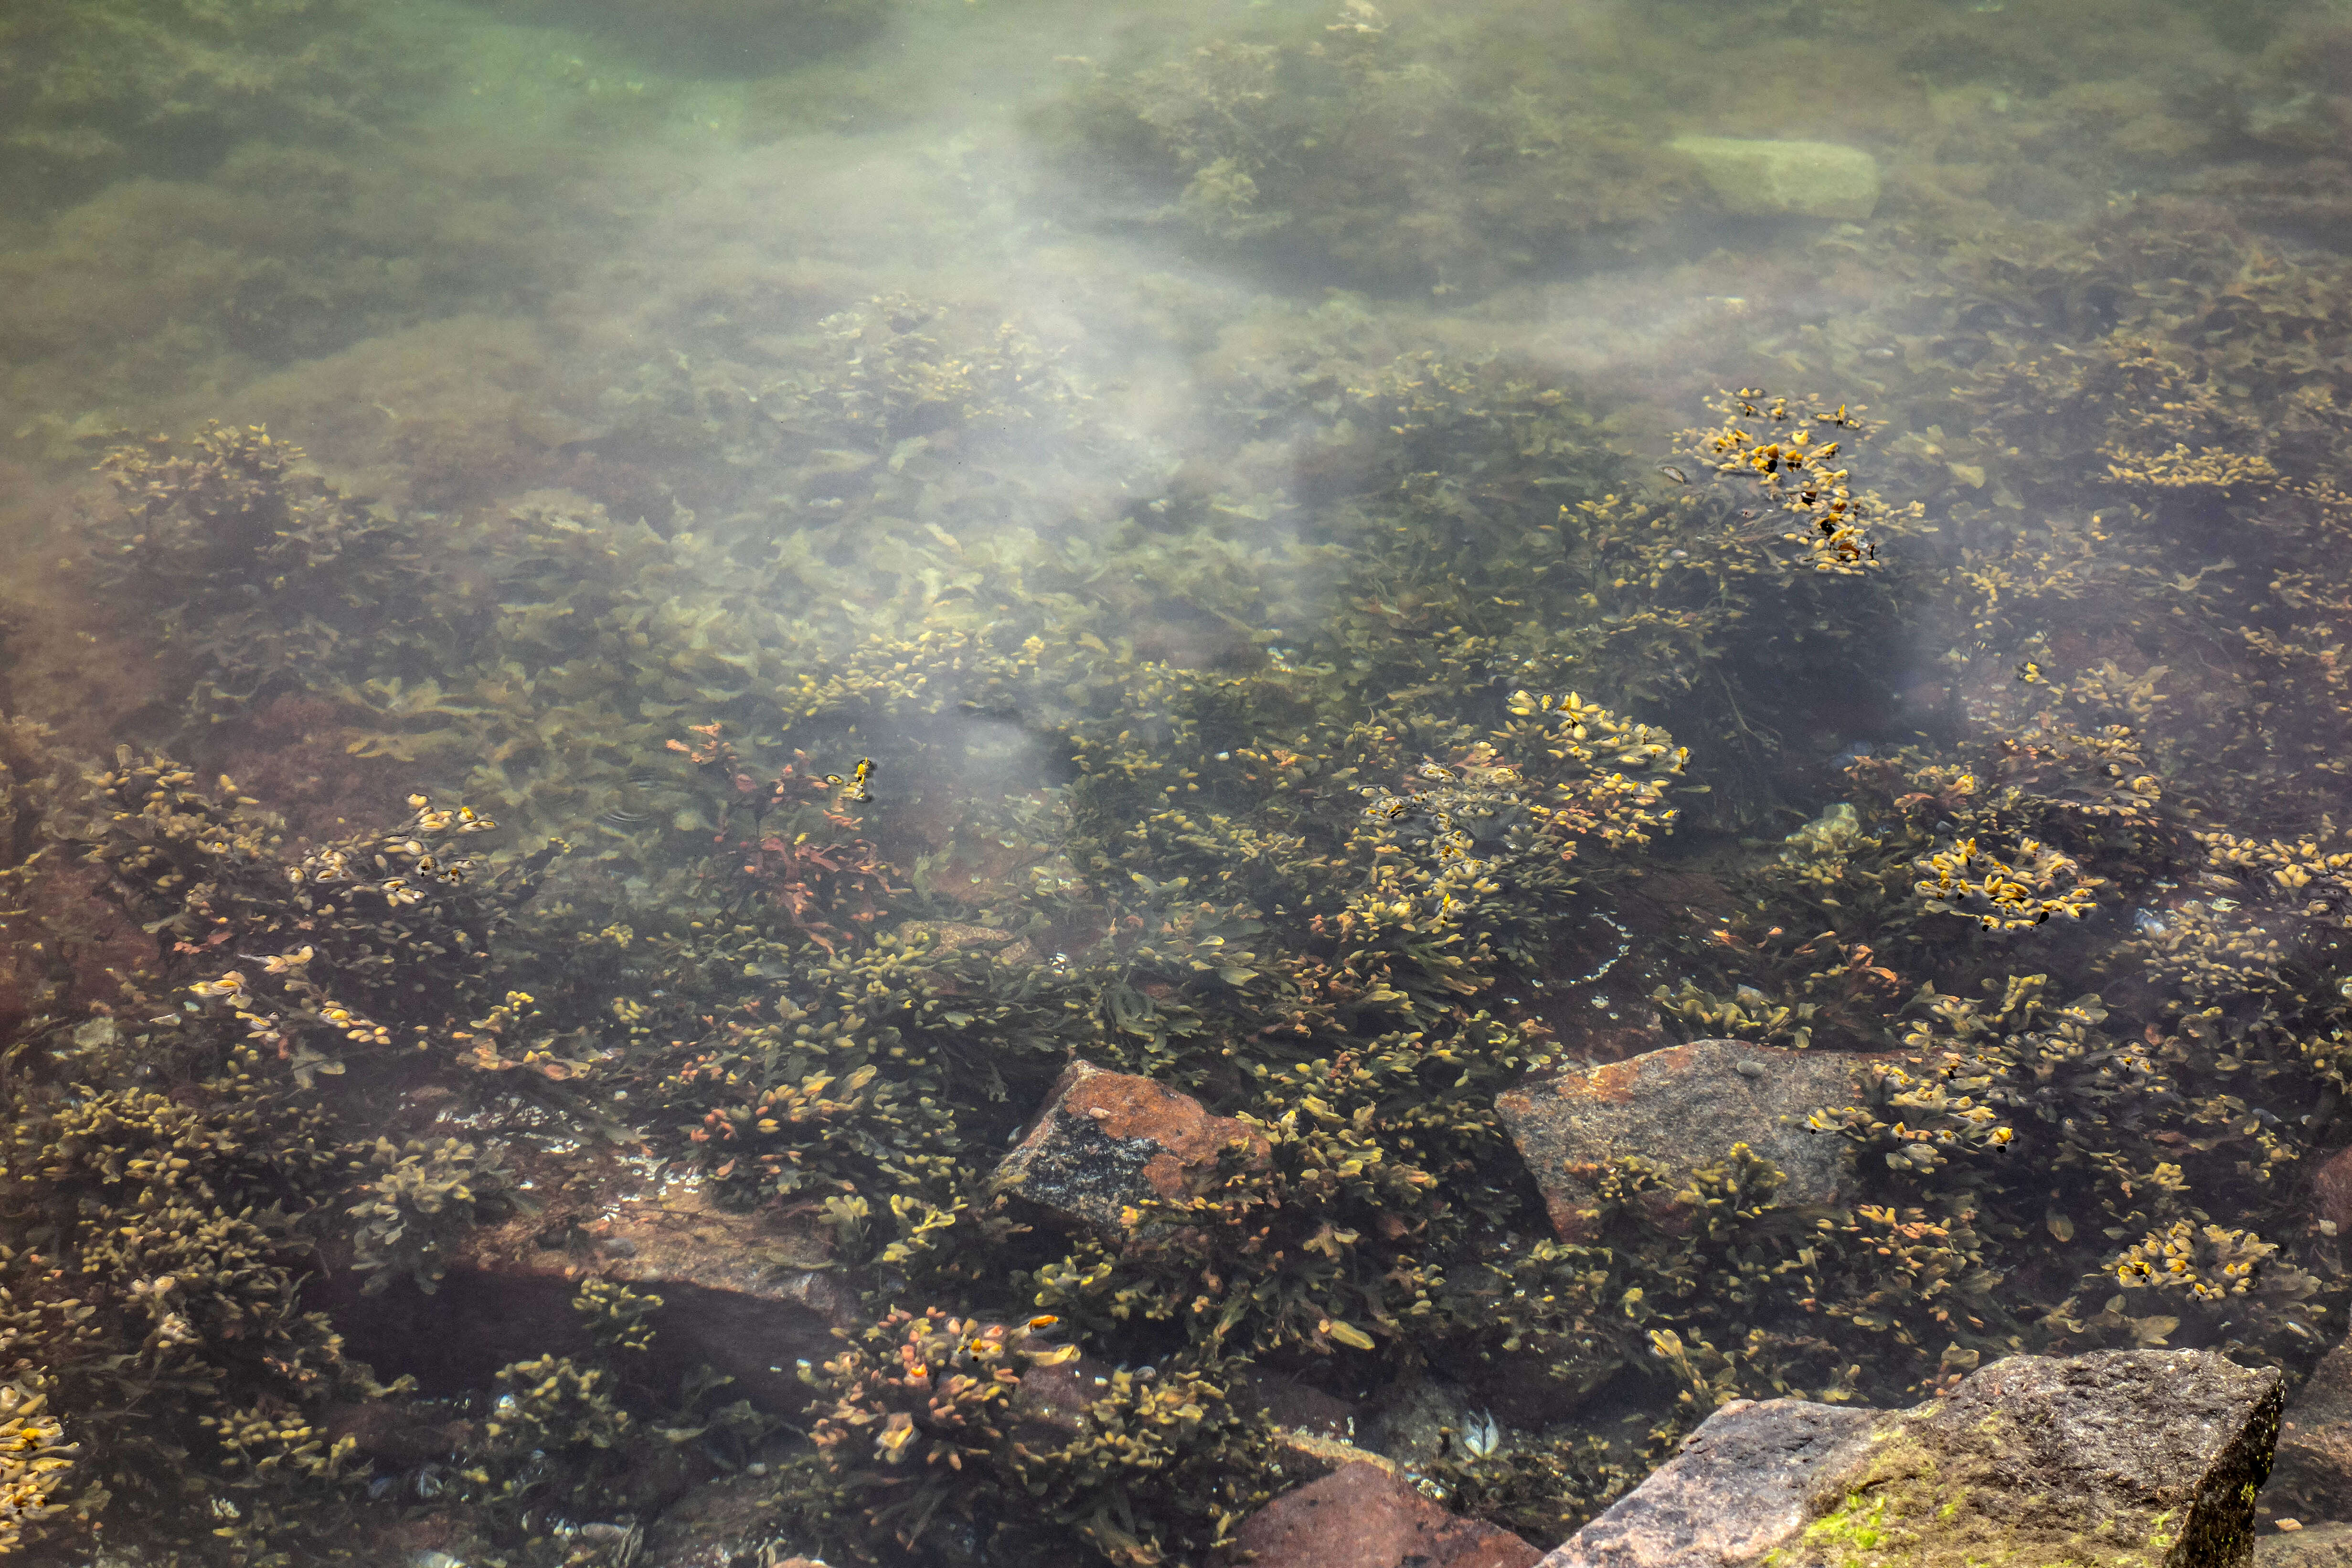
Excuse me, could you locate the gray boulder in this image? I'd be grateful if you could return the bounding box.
[1494,1040,1879,1242]
[1542,1349,2284,1568]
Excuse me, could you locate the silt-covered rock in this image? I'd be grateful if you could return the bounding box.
[1494,1039,1876,1242]
[2260,1522,2352,1567]
[327,1143,856,1411]
[2267,1336,2352,1523]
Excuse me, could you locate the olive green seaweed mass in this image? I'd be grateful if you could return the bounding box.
[6,6,2352,1554]
[0,0,439,207]
[7,269,2352,1559]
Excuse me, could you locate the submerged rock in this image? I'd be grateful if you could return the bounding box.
[2268,1336,2352,1522]
[326,1144,855,1411]
[1669,136,1882,221]
[1271,1429,1399,1484]
[1223,1459,1541,1568]
[1540,1348,2284,1568]
[2262,1522,2352,1567]
[2308,1144,2352,1239]
[994,1058,1268,1233]
[637,1465,802,1568]
[1494,1040,1876,1242]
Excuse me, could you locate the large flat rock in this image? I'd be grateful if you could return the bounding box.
[1543,1349,2285,1568]
[325,1144,856,1410]
[1494,1040,1875,1242]
[1669,136,1881,221]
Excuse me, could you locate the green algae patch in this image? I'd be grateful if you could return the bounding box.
[1773,1418,2182,1568]
[1766,1355,2280,1568]
[1840,1424,1988,1567]
[1767,1420,1982,1568]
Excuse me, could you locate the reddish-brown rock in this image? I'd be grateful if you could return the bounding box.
[319,1398,477,1466]
[2310,1146,2352,1241]
[214,692,415,843]
[1248,1371,1361,1442]
[1006,1353,1104,1449]
[0,863,154,1036]
[639,1466,802,1568]
[994,1058,1268,1232]
[1223,1460,1541,1568]
[324,1143,855,1410]
[1494,1039,1882,1242]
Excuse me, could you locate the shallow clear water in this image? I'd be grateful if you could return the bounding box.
[2,0,2350,1562]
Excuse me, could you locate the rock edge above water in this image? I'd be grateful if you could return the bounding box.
[1541,1347,2284,1568]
